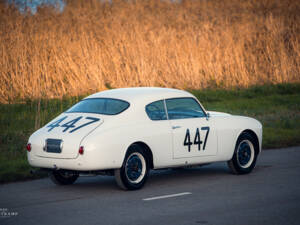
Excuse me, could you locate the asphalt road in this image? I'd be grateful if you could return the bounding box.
[1,146,300,225]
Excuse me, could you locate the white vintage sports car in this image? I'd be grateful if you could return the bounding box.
[27,87,262,190]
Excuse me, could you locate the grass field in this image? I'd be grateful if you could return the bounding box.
[1,83,300,183]
[1,0,300,103]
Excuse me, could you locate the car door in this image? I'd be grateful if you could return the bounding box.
[165,98,218,159]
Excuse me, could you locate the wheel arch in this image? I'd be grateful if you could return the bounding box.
[237,129,260,154]
[127,141,154,169]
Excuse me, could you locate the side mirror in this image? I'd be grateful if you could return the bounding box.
[206,112,210,121]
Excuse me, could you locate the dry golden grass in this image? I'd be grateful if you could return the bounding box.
[0,0,300,103]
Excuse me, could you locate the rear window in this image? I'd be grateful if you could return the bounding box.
[66,98,130,115]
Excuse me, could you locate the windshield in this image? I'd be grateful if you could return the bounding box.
[66,98,130,115]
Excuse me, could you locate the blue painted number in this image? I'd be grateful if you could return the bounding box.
[47,116,100,133]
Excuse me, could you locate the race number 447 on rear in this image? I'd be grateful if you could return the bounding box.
[47,116,100,133]
[183,127,210,152]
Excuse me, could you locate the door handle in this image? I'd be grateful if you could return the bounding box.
[172,126,181,129]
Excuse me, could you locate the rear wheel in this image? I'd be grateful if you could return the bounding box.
[115,144,149,190]
[228,132,258,174]
[50,170,79,185]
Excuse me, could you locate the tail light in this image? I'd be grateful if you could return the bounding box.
[79,146,84,155]
[26,143,31,152]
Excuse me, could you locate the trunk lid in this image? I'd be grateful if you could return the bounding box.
[34,113,103,159]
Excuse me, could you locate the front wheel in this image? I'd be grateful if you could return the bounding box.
[228,132,258,174]
[115,145,149,190]
[50,170,79,185]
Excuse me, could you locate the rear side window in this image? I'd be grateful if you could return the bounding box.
[145,100,167,121]
[166,98,205,119]
[66,98,130,115]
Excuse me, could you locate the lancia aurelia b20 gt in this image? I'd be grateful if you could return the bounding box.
[27,87,262,190]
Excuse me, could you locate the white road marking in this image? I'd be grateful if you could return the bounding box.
[143,192,192,201]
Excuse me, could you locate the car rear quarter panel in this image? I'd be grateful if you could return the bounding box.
[80,119,174,170]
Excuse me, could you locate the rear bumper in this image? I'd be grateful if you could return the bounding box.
[28,154,86,171]
[27,151,122,171]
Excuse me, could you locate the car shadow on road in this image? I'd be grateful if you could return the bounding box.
[52,163,231,193]
[44,161,273,196]
[0,162,273,210]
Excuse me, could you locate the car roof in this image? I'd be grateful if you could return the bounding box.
[85,87,194,103]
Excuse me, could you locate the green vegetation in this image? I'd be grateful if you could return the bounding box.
[191,83,300,149]
[0,97,81,183]
[1,83,300,183]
